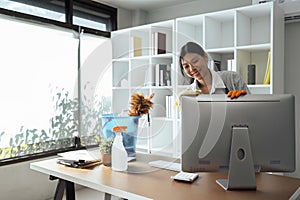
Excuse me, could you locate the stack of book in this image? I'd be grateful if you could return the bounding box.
[154,64,171,86]
[165,95,174,118]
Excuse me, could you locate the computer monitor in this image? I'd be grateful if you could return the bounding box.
[181,94,295,190]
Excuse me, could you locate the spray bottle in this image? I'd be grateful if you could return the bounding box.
[111,126,128,171]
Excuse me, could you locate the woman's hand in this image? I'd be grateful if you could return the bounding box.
[227,90,247,99]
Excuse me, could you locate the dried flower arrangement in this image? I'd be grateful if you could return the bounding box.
[128,93,154,116]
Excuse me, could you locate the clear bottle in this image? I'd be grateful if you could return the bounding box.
[111,126,128,171]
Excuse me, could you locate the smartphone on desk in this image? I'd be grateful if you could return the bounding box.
[171,171,199,183]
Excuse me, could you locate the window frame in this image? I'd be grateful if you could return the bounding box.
[0,0,117,37]
[0,0,116,165]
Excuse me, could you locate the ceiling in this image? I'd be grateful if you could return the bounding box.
[95,0,198,11]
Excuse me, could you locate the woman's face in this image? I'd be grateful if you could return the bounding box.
[181,53,209,81]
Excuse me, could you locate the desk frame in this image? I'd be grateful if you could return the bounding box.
[30,155,300,200]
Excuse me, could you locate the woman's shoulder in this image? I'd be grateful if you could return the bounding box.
[217,70,239,76]
[216,70,250,92]
[216,70,245,84]
[217,70,241,79]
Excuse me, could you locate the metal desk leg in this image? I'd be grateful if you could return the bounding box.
[65,180,75,200]
[53,179,65,200]
[50,176,75,200]
[104,193,128,200]
[104,193,111,200]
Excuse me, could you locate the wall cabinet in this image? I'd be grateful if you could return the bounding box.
[111,2,284,157]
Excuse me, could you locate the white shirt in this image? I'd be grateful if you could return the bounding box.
[189,68,226,94]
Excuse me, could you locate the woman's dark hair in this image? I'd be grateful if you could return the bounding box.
[179,42,206,83]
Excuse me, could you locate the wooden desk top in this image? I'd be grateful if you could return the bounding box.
[30,156,300,200]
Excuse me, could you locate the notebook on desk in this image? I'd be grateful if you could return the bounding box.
[58,149,101,162]
[57,149,102,168]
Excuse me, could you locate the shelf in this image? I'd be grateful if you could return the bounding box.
[248,85,271,94]
[236,49,270,85]
[130,55,150,60]
[151,53,173,59]
[237,43,270,51]
[236,3,271,47]
[173,2,283,156]
[112,87,131,90]
[206,47,235,53]
[111,31,130,59]
[151,117,174,122]
[111,2,283,157]
[151,86,173,90]
[176,15,204,51]
[112,90,130,114]
[237,2,272,18]
[205,9,235,49]
[112,57,130,62]
[130,28,150,57]
[248,84,270,88]
[112,61,129,87]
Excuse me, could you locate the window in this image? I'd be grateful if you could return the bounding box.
[0,0,115,163]
[0,0,66,22]
[79,33,112,146]
[0,17,78,157]
[0,0,117,33]
[73,0,116,31]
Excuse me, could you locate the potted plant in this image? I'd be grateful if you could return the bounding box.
[99,137,114,166]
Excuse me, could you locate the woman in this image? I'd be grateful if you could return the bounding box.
[179,42,250,98]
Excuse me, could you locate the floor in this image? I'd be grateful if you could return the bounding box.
[49,187,122,200]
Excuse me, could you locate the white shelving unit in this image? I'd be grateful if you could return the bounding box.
[111,20,176,157]
[176,2,284,95]
[110,2,284,158]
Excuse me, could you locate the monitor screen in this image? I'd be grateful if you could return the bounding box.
[181,94,295,190]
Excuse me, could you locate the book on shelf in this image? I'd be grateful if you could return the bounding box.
[165,95,174,118]
[152,32,166,55]
[227,59,236,71]
[155,64,160,86]
[263,51,271,84]
[133,36,142,57]
[155,64,171,86]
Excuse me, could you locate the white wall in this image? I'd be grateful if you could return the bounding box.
[146,0,251,24]
[284,21,300,178]
[106,0,252,29]
[0,157,57,200]
[117,7,133,29]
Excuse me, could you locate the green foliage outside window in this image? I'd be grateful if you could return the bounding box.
[0,87,111,160]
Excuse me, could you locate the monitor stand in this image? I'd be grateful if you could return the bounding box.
[216,126,256,190]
